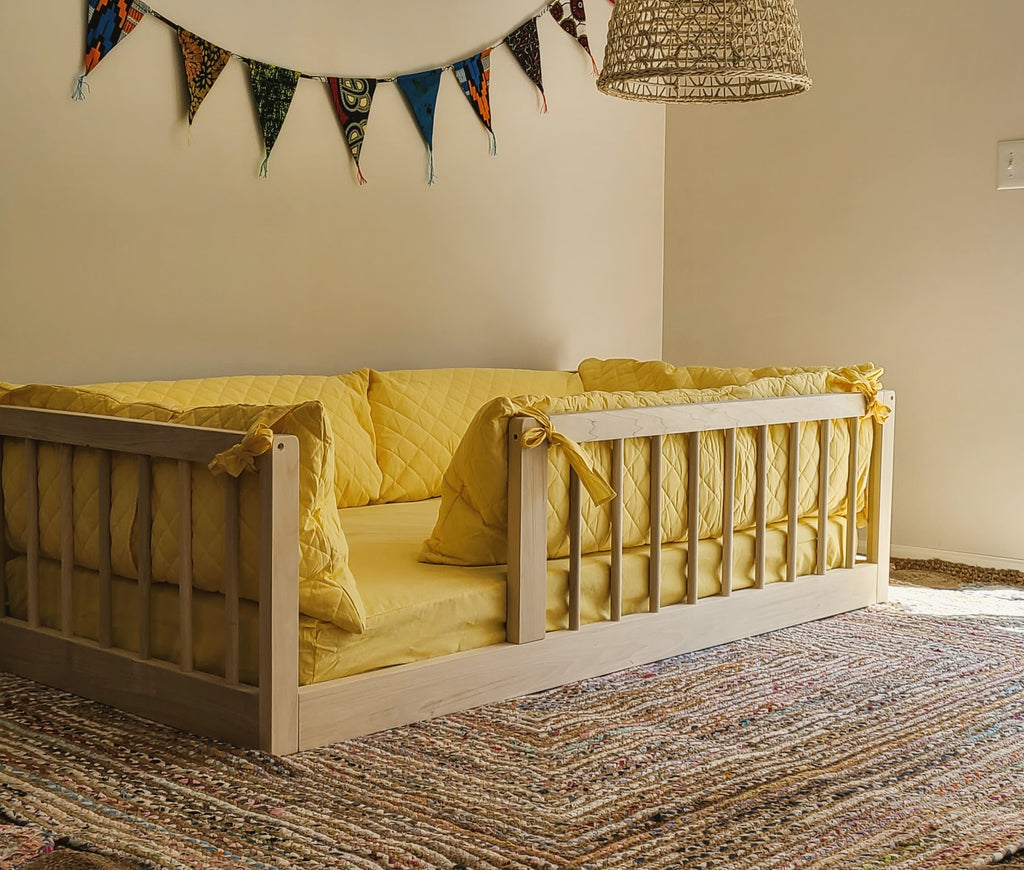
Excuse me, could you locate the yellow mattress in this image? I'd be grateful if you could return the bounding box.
[3,499,847,686]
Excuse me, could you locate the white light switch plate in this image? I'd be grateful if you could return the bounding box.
[997,139,1024,190]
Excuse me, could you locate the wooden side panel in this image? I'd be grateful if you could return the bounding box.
[754,426,768,589]
[786,423,801,583]
[686,431,699,605]
[721,429,736,597]
[817,419,831,575]
[137,455,152,661]
[298,566,882,748]
[568,469,582,631]
[0,438,5,617]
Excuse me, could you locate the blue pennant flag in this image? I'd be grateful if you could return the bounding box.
[397,69,443,185]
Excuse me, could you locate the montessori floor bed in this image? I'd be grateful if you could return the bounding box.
[0,367,895,754]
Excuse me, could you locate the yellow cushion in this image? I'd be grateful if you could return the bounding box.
[369,368,584,503]
[422,368,877,566]
[577,358,850,392]
[0,383,365,634]
[85,371,382,507]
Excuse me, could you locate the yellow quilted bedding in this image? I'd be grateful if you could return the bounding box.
[423,365,884,566]
[0,383,365,633]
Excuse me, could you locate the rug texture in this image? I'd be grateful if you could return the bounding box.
[2,606,1024,869]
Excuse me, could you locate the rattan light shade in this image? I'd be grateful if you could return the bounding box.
[597,0,812,103]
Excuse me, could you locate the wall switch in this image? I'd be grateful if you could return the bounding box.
[997,139,1024,190]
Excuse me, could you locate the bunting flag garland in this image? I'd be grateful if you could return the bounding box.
[396,69,443,185]
[70,0,606,183]
[176,29,232,125]
[248,61,301,177]
[327,77,377,185]
[452,51,496,156]
[549,0,599,75]
[506,19,547,113]
[74,0,150,99]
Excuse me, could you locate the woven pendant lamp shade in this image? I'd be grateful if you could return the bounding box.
[597,0,812,103]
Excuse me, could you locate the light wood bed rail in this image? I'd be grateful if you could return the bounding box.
[0,391,895,754]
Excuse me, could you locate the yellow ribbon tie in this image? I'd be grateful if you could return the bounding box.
[832,366,891,424]
[520,409,616,506]
[209,422,275,477]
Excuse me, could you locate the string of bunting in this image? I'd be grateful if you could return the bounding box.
[74,0,609,184]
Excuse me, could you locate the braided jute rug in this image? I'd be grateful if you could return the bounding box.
[3,604,1024,869]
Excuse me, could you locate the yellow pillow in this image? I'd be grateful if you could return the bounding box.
[422,368,878,567]
[369,368,584,503]
[84,371,382,507]
[0,383,365,633]
[576,358,866,392]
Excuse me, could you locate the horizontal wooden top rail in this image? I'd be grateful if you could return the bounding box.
[0,405,247,462]
[545,393,874,443]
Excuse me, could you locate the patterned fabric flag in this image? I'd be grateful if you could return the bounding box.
[505,18,546,113]
[549,0,599,75]
[75,0,151,99]
[396,69,443,185]
[327,77,377,185]
[452,50,495,156]
[176,28,232,125]
[248,61,301,177]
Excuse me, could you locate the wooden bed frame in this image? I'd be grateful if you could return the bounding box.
[0,390,895,755]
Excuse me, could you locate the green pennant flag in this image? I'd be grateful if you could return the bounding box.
[248,61,301,177]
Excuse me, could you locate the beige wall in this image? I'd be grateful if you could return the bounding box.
[0,0,664,384]
[664,0,1024,560]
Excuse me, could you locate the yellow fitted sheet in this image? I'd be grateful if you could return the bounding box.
[303,499,848,683]
[4,499,847,686]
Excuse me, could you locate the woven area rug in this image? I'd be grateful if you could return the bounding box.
[3,605,1024,869]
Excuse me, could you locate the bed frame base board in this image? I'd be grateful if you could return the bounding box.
[0,620,260,746]
[297,564,882,749]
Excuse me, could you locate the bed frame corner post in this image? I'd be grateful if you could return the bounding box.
[507,416,547,645]
[258,434,301,755]
[868,391,896,603]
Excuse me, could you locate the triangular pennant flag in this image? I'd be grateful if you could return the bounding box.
[75,0,151,99]
[248,61,301,177]
[176,28,232,125]
[505,18,547,113]
[327,77,377,185]
[452,50,496,156]
[396,69,443,185]
[549,0,599,75]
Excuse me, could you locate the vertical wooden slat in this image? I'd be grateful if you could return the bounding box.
[178,461,193,673]
[845,418,860,569]
[754,426,768,589]
[721,429,736,597]
[97,450,113,649]
[506,419,548,644]
[59,444,74,638]
[786,423,801,582]
[259,436,301,755]
[817,419,831,575]
[609,439,624,622]
[686,431,700,605]
[867,392,896,603]
[224,474,240,685]
[648,435,662,614]
[136,455,152,660]
[25,439,39,629]
[0,437,7,618]
[568,468,582,631]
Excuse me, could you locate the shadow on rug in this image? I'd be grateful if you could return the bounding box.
[3,606,1024,869]
[891,556,1024,590]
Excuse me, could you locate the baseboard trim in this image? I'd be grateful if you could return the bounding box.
[891,545,1024,573]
